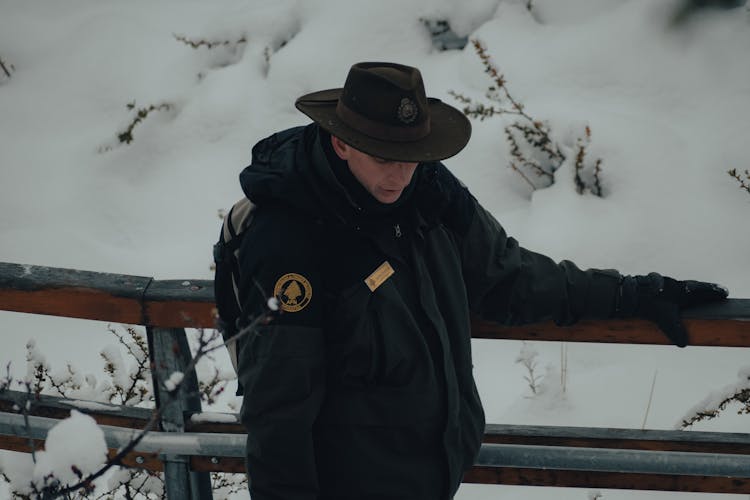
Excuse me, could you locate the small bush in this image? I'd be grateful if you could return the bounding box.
[98,100,174,151]
[173,33,247,50]
[451,39,604,197]
[117,101,173,145]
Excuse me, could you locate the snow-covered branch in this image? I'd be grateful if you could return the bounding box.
[679,366,750,429]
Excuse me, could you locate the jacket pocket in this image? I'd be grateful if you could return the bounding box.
[326,281,378,386]
[326,280,423,389]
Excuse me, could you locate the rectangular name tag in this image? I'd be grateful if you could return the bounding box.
[365,261,395,292]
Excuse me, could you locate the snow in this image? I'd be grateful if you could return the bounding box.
[0,453,35,497]
[2,0,750,499]
[164,371,184,392]
[31,410,107,492]
[100,344,129,391]
[267,296,280,312]
[190,412,240,424]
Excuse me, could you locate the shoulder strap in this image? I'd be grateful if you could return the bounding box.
[214,197,257,379]
[222,197,256,253]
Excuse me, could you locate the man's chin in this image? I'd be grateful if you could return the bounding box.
[377,190,403,204]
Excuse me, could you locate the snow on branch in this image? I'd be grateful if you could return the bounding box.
[679,366,750,429]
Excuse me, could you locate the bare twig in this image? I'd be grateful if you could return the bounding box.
[471,39,536,124]
[509,161,538,190]
[211,472,247,497]
[641,370,658,430]
[728,168,750,196]
[560,343,568,394]
[574,139,587,195]
[505,122,561,179]
[516,342,543,396]
[21,382,36,463]
[574,126,604,197]
[105,325,151,405]
[198,365,229,405]
[592,158,603,197]
[0,57,12,79]
[0,362,12,392]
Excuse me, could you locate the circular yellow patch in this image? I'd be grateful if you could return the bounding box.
[273,273,312,313]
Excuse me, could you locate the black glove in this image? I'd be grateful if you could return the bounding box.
[617,272,728,347]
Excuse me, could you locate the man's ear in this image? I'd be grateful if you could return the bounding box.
[330,135,350,161]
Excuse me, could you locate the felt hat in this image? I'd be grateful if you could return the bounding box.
[295,62,471,162]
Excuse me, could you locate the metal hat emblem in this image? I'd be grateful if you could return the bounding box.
[397,97,418,124]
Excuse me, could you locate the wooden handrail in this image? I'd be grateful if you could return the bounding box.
[463,467,750,494]
[471,316,750,346]
[0,262,215,328]
[2,262,749,345]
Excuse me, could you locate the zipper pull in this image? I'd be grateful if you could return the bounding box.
[394,224,402,238]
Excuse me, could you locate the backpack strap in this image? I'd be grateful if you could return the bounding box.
[213,197,256,377]
[215,198,256,260]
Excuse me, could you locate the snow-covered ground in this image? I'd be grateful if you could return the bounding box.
[1,0,749,498]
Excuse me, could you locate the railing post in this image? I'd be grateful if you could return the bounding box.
[147,327,213,500]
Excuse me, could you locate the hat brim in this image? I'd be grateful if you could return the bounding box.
[295,88,471,163]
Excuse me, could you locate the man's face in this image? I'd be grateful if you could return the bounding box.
[331,136,418,204]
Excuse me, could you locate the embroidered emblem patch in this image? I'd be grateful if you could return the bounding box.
[273,273,312,313]
[397,97,418,124]
[365,261,395,292]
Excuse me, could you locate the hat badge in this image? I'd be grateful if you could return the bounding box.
[397,97,418,124]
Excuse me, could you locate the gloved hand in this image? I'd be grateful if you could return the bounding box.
[617,273,728,347]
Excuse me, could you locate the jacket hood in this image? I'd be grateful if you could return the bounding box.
[240,125,313,209]
[239,125,363,224]
[239,124,462,230]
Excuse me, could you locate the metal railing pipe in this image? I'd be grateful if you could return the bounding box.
[477,442,750,477]
[0,411,245,458]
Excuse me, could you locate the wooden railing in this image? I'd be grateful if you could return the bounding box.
[2,261,750,498]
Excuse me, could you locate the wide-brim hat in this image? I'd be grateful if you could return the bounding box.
[295,62,471,163]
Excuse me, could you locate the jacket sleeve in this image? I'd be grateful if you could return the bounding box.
[449,185,623,326]
[235,208,325,500]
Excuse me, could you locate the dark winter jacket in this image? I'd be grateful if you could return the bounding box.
[235,124,624,500]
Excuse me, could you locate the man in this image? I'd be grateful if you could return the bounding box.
[230,62,727,499]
